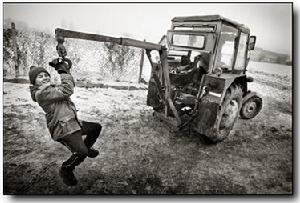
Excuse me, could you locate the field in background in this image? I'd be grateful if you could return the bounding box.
[248,61,292,76]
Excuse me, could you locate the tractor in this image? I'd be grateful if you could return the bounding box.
[55,15,262,143]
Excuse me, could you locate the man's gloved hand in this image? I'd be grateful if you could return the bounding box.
[62,58,72,69]
[49,58,60,67]
[55,62,70,74]
[49,58,72,74]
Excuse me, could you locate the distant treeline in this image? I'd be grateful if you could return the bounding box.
[250,47,292,66]
[3,25,142,82]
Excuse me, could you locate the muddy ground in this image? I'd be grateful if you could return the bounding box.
[3,64,292,195]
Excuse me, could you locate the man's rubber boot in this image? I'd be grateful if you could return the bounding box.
[87,148,99,158]
[59,166,77,186]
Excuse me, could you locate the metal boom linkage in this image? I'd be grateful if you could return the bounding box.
[55,28,181,125]
[55,28,163,51]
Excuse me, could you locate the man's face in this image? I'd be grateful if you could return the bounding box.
[197,60,205,68]
[35,72,50,86]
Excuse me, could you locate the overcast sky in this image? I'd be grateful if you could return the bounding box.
[3,3,292,55]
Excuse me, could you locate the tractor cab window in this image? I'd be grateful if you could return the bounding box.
[215,25,238,71]
[172,34,205,49]
[234,32,248,70]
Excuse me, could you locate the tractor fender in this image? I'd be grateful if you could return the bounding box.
[192,75,246,135]
[242,91,261,103]
[203,74,248,106]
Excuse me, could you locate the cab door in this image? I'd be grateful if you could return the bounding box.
[214,24,238,73]
[234,32,249,73]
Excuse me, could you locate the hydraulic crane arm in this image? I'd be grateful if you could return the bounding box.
[55,28,163,51]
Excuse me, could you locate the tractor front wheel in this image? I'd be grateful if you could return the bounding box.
[240,96,262,119]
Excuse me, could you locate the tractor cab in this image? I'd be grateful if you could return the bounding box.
[164,15,256,76]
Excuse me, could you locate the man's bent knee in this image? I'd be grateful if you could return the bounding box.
[92,122,102,137]
[96,123,102,132]
[77,146,88,157]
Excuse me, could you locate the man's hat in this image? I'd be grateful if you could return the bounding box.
[28,66,50,85]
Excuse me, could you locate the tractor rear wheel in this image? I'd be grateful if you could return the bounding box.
[207,84,243,143]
